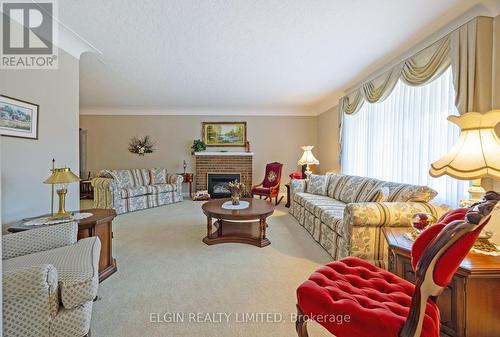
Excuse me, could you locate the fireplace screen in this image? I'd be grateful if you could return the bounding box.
[207,173,241,198]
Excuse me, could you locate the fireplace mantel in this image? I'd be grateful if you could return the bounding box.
[195,152,253,193]
[194,151,253,156]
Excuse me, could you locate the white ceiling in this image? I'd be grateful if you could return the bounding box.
[59,0,499,115]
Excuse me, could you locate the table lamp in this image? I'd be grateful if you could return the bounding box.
[298,145,320,176]
[429,110,500,204]
[43,159,81,219]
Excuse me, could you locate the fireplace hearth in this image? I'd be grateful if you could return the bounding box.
[207,173,241,198]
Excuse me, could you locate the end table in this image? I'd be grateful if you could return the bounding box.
[178,173,194,198]
[8,209,117,283]
[383,227,500,337]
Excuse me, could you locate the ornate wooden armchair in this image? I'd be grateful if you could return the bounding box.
[295,191,499,337]
[251,162,284,205]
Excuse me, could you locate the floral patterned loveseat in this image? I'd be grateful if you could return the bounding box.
[92,168,183,214]
[289,173,450,268]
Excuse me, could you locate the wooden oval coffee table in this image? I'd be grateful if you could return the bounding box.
[202,198,275,247]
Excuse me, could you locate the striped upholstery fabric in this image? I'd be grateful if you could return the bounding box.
[289,174,449,267]
[378,180,437,202]
[147,183,175,194]
[93,169,183,214]
[101,169,151,187]
[101,169,135,188]
[131,168,151,185]
[150,168,167,184]
[120,185,150,198]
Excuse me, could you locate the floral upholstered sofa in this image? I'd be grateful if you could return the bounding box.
[290,173,450,268]
[92,168,183,214]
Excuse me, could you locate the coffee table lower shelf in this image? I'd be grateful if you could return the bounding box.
[203,220,270,247]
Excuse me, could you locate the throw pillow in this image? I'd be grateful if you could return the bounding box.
[150,168,167,185]
[306,174,329,196]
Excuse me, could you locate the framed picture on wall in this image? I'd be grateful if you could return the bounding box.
[0,95,39,139]
[202,121,247,147]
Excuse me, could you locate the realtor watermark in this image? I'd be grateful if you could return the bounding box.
[1,0,58,69]
[149,312,351,325]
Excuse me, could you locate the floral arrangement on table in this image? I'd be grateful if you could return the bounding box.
[128,136,155,156]
[228,180,245,205]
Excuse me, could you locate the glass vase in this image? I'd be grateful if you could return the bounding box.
[231,193,240,205]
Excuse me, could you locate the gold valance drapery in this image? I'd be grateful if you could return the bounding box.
[339,16,493,115]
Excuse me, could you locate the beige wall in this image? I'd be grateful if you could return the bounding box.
[79,115,317,191]
[317,105,340,174]
[0,50,80,224]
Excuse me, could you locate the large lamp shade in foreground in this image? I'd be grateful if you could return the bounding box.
[429,110,500,201]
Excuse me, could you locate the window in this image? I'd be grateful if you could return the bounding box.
[341,67,466,206]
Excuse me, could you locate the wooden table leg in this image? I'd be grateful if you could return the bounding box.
[189,181,192,199]
[285,183,291,208]
[207,216,212,237]
[217,219,223,236]
[260,217,266,240]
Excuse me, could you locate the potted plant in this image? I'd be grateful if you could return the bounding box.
[191,139,206,155]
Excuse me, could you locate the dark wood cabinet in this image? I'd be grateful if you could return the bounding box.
[77,209,117,282]
[383,227,500,337]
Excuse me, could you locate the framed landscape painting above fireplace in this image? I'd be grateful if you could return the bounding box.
[202,121,246,147]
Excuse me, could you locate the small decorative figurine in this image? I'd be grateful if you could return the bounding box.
[411,213,436,232]
[183,160,187,174]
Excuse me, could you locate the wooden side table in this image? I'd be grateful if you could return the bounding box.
[383,227,500,337]
[178,173,194,198]
[8,209,117,283]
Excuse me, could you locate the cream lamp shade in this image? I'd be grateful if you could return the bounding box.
[429,110,500,180]
[298,145,319,176]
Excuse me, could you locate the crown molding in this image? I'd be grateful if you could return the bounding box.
[79,106,318,117]
[57,22,102,59]
[2,1,103,59]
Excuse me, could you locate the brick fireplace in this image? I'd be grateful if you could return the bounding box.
[195,152,253,196]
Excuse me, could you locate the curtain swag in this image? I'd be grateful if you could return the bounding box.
[339,16,493,116]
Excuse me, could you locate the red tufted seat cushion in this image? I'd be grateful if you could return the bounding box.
[297,257,440,337]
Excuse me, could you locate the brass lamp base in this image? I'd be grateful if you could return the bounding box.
[50,212,73,219]
[50,188,73,219]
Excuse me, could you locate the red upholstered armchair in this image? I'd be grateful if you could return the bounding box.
[295,191,499,337]
[251,162,284,205]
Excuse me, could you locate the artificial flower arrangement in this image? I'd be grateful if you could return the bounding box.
[228,180,245,205]
[128,136,155,156]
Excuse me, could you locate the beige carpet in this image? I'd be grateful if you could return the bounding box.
[87,200,333,337]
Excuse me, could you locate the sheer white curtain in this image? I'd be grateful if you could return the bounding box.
[341,67,466,206]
